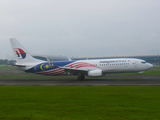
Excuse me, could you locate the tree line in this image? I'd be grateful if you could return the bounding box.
[0,59,15,65]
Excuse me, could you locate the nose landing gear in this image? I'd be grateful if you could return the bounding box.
[137,73,140,78]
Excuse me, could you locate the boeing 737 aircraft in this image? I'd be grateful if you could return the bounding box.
[10,38,153,80]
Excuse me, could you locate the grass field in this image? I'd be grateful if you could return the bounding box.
[0,86,160,120]
[0,65,15,70]
[0,66,160,119]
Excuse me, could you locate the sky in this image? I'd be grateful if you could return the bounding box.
[0,0,160,59]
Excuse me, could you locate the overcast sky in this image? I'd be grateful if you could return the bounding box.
[0,0,160,59]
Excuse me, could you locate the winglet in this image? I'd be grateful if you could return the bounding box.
[68,56,72,61]
[46,57,57,67]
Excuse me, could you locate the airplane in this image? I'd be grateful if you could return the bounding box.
[10,38,153,80]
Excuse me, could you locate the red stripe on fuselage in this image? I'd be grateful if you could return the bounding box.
[66,62,100,69]
[38,68,65,75]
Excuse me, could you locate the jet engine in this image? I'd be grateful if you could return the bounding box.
[88,69,102,77]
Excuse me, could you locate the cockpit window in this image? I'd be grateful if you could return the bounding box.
[141,61,146,64]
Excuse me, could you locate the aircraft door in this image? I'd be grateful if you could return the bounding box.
[134,61,137,68]
[34,65,39,72]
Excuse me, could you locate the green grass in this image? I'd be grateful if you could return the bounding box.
[0,65,14,70]
[0,86,160,120]
[141,70,160,75]
[151,66,160,69]
[113,69,160,75]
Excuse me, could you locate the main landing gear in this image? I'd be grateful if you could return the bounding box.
[77,75,85,80]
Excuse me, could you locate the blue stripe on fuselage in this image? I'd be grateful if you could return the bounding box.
[53,61,75,66]
[25,61,75,73]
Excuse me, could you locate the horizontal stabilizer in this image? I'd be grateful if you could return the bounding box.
[138,71,145,73]
[12,64,26,67]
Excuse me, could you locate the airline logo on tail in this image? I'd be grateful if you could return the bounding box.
[14,48,26,59]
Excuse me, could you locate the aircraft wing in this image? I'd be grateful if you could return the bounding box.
[60,67,88,75]
[46,57,90,75]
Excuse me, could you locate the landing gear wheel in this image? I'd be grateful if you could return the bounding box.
[77,75,85,80]
[81,75,85,80]
[137,74,140,78]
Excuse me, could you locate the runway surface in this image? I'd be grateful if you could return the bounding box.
[0,78,160,86]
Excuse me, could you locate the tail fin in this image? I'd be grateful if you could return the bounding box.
[10,38,43,64]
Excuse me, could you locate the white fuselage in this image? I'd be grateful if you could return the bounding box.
[61,58,153,74]
[16,58,153,76]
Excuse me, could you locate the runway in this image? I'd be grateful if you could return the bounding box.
[0,78,160,86]
[0,68,160,86]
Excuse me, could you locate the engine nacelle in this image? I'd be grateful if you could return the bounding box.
[88,69,102,77]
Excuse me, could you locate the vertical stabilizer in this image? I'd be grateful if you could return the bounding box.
[10,38,43,64]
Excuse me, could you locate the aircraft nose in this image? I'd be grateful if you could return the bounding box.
[148,63,153,69]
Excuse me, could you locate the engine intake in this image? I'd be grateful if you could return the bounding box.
[88,69,102,77]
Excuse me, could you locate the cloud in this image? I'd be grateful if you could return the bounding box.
[0,0,160,59]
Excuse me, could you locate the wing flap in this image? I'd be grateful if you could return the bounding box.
[60,67,88,75]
